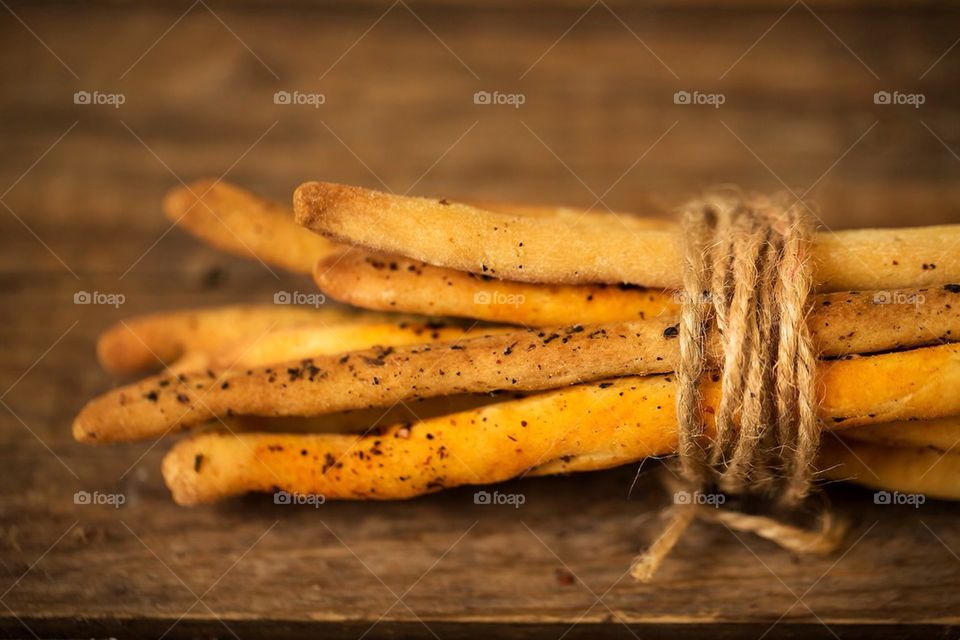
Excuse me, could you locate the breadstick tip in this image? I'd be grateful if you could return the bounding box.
[162,178,219,222]
[72,404,100,443]
[161,442,202,506]
[293,181,385,229]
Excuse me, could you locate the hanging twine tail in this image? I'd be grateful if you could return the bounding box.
[632,191,848,582]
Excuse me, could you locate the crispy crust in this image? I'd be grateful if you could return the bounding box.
[161,343,960,504]
[294,181,960,292]
[164,179,338,275]
[313,248,679,326]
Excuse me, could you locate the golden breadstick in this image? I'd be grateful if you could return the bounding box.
[207,321,509,370]
[807,285,960,356]
[314,249,678,325]
[294,181,960,292]
[223,393,503,435]
[97,305,365,376]
[77,288,960,443]
[840,417,960,452]
[820,437,960,501]
[76,321,675,443]
[164,178,667,272]
[161,344,960,504]
[164,179,338,274]
[166,180,681,324]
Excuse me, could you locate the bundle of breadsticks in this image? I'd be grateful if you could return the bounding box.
[74,179,960,517]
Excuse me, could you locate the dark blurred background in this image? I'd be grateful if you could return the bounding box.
[2,1,959,636]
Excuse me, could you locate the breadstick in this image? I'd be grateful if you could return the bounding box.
[314,249,678,325]
[225,393,503,435]
[207,321,509,370]
[820,438,960,501]
[840,417,960,453]
[161,344,960,504]
[164,179,338,274]
[166,180,681,325]
[76,290,960,442]
[97,305,367,376]
[76,320,676,443]
[294,181,960,292]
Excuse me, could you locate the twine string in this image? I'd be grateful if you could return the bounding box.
[630,192,846,582]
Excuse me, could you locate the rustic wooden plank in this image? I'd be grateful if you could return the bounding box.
[1,3,960,239]
[2,454,960,637]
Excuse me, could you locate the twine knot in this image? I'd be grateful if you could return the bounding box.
[631,191,847,582]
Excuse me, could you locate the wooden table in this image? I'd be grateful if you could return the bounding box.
[1,1,959,637]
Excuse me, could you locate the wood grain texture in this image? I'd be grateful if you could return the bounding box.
[1,1,959,637]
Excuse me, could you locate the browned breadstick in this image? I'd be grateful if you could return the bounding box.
[224,393,504,435]
[97,305,362,376]
[164,179,338,274]
[820,437,960,501]
[166,180,680,325]
[840,417,960,452]
[294,181,960,292]
[76,320,674,443]
[313,248,678,326]
[206,321,509,370]
[77,286,960,443]
[161,342,960,504]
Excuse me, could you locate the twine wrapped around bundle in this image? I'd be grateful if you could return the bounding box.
[631,191,848,582]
